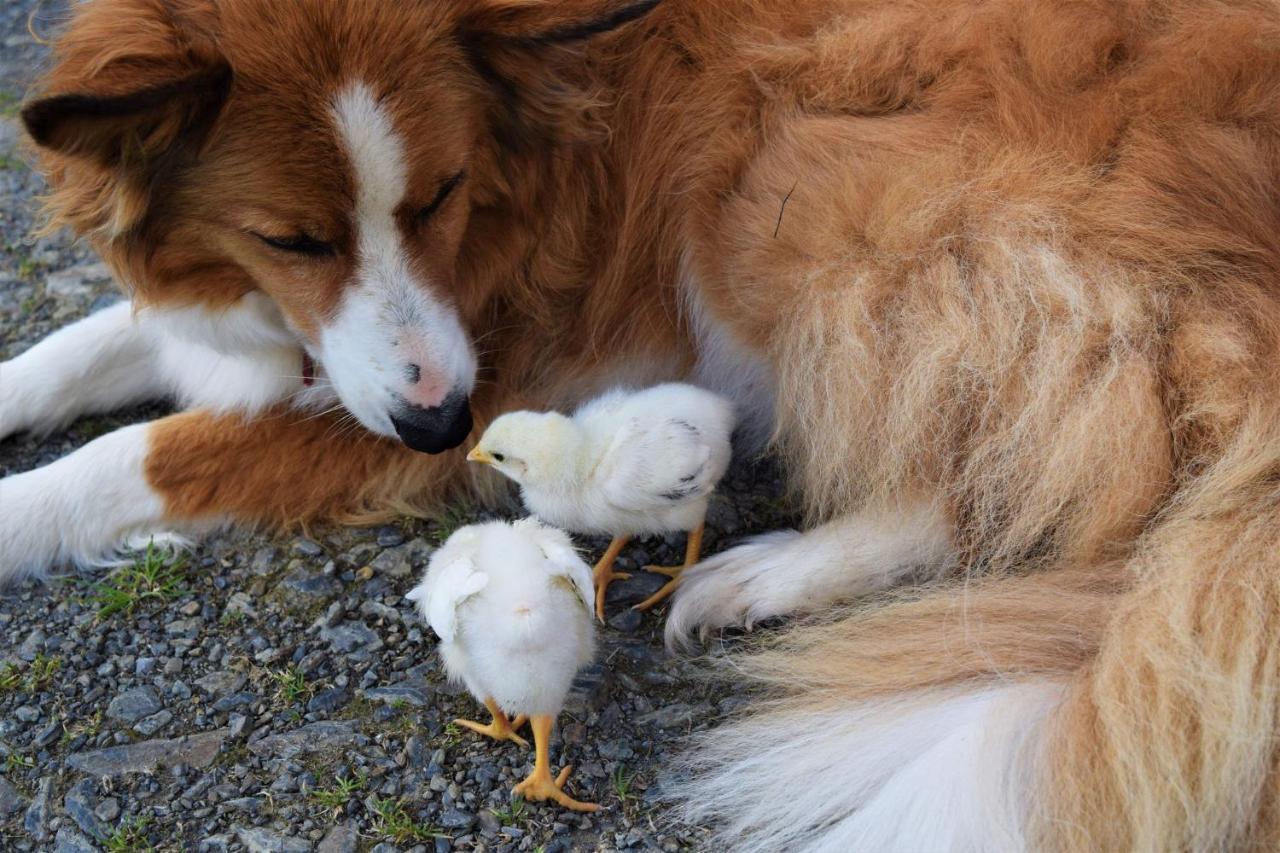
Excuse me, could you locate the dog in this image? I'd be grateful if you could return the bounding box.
[3,0,1280,849]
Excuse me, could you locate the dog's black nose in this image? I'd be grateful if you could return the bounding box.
[389,390,473,454]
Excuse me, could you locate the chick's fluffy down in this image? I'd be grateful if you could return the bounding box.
[408,518,596,718]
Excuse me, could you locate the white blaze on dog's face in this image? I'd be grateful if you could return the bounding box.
[316,82,477,452]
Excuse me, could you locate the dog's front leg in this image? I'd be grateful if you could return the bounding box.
[0,301,165,439]
[0,405,447,581]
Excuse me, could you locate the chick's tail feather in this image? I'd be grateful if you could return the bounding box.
[670,443,1280,851]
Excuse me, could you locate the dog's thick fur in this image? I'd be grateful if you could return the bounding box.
[6,0,1280,848]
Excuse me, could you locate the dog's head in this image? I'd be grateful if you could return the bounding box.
[22,0,660,453]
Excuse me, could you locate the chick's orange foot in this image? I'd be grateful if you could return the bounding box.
[456,698,529,748]
[591,534,632,621]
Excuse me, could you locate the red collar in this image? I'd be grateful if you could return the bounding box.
[302,351,316,387]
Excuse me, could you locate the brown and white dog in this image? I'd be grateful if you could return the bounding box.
[4,0,1280,849]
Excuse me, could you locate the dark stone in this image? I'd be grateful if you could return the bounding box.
[307,686,350,714]
[106,686,163,723]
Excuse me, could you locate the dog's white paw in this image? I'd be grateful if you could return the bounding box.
[664,530,804,647]
[0,424,166,583]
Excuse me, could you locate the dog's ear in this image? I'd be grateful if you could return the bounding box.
[21,0,229,170]
[458,1,663,149]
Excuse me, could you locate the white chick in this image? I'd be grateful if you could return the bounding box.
[405,518,599,811]
[466,383,735,621]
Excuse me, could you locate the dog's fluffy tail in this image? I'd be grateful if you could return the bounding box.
[670,434,1280,851]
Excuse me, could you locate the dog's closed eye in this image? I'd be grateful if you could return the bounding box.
[252,232,336,258]
[415,170,466,224]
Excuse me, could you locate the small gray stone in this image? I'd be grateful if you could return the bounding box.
[307,686,350,714]
[34,720,62,747]
[133,709,173,736]
[63,778,104,840]
[53,826,98,853]
[247,720,360,759]
[0,777,26,817]
[318,823,358,853]
[94,797,120,823]
[369,545,413,578]
[196,670,247,697]
[249,547,278,575]
[135,657,157,676]
[607,608,644,633]
[439,807,475,830]
[225,592,257,619]
[67,729,228,776]
[294,537,325,557]
[320,621,382,654]
[107,686,163,723]
[23,776,52,842]
[14,705,39,723]
[364,685,430,707]
[376,527,406,547]
[199,835,233,853]
[235,826,312,853]
[18,628,45,661]
[212,692,258,712]
[282,568,342,599]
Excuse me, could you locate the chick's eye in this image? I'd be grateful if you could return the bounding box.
[416,170,466,223]
[491,452,505,462]
[252,232,335,258]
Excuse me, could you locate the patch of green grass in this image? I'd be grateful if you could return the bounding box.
[16,257,39,278]
[0,91,18,118]
[18,293,42,314]
[309,770,368,811]
[0,654,62,694]
[611,765,634,803]
[59,710,103,748]
[427,502,473,545]
[270,665,312,706]
[0,154,27,171]
[103,816,154,852]
[370,797,448,844]
[3,754,34,773]
[91,541,188,619]
[0,663,21,691]
[490,796,528,826]
[439,720,463,748]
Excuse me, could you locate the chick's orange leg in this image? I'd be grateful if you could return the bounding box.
[592,535,632,621]
[512,715,598,812]
[455,698,529,748]
[634,521,704,612]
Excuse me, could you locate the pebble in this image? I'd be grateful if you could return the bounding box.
[320,621,383,654]
[53,826,99,853]
[247,721,361,759]
[318,823,358,853]
[23,776,52,842]
[294,537,325,556]
[94,797,120,823]
[63,778,104,840]
[196,670,248,697]
[107,686,164,722]
[235,826,312,853]
[364,684,430,707]
[306,687,350,714]
[0,777,26,816]
[134,709,174,736]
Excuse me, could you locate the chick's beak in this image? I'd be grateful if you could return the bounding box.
[466,447,494,465]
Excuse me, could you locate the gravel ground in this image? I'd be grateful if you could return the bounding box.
[0,5,798,851]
